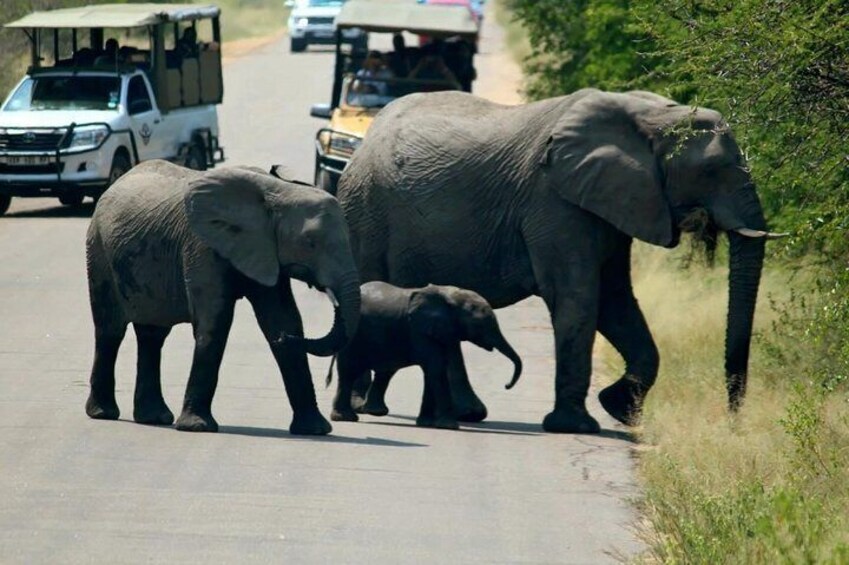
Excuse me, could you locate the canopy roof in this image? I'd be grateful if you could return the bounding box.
[335,0,478,38]
[4,3,220,29]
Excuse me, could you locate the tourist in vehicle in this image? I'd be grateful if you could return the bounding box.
[94,38,121,66]
[178,26,199,59]
[388,33,412,77]
[408,42,460,89]
[354,51,394,96]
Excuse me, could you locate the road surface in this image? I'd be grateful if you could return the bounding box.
[0,5,643,563]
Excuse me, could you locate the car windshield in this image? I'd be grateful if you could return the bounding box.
[308,0,344,6]
[2,76,121,112]
[344,76,458,109]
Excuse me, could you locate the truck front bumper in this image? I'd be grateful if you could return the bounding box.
[0,149,112,197]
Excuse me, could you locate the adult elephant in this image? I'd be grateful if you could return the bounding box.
[337,88,780,433]
[86,160,360,435]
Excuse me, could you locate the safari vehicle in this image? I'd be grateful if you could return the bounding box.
[0,3,225,214]
[285,0,367,53]
[310,0,478,194]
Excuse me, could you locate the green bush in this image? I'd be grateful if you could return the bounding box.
[507,1,849,561]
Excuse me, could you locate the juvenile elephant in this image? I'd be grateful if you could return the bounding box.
[85,160,361,435]
[328,282,522,429]
[337,88,782,433]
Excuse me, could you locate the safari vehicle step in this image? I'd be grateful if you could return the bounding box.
[0,3,226,215]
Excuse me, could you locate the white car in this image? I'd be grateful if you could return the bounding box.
[0,4,226,214]
[286,0,367,53]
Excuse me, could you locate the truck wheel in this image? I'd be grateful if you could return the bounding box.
[108,154,132,187]
[316,169,337,195]
[291,38,307,53]
[0,195,10,216]
[59,193,85,207]
[185,144,207,171]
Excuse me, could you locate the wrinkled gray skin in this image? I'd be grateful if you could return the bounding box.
[329,281,522,429]
[85,160,361,435]
[337,88,775,433]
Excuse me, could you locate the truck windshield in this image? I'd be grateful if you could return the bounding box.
[3,76,121,112]
[308,0,344,6]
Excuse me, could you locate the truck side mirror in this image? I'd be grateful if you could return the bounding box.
[284,0,296,7]
[310,103,332,120]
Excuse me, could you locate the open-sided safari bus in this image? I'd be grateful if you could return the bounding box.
[0,3,225,213]
[310,0,479,193]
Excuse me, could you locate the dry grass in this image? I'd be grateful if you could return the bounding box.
[600,242,849,563]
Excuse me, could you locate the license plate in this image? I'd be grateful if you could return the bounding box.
[0,155,52,166]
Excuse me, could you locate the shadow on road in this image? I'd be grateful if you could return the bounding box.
[5,203,95,218]
[220,424,427,447]
[370,414,637,442]
[365,414,540,437]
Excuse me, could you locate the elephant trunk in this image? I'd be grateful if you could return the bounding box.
[721,187,767,410]
[493,333,523,390]
[300,272,361,358]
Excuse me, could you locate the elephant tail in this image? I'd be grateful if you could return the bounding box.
[325,355,337,388]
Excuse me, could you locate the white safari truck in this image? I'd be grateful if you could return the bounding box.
[0,3,226,214]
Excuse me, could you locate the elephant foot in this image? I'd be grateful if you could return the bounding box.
[416,414,460,430]
[454,398,488,423]
[542,406,600,434]
[133,400,175,426]
[290,410,332,436]
[361,399,389,417]
[86,393,120,420]
[175,410,218,432]
[351,393,368,413]
[598,377,645,427]
[330,407,359,422]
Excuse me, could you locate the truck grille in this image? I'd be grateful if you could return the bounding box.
[0,131,65,152]
[308,16,334,25]
[0,163,64,175]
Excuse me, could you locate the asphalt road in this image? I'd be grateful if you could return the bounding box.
[0,6,643,564]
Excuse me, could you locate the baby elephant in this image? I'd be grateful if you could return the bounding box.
[329,282,522,429]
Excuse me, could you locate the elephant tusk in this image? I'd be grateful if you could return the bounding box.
[325,288,339,308]
[734,228,789,239]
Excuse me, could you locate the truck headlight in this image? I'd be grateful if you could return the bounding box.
[67,125,109,151]
[329,135,362,156]
[296,17,309,28]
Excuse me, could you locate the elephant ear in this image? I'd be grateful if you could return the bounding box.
[544,91,675,247]
[409,288,458,344]
[184,168,279,286]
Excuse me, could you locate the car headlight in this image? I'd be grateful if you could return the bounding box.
[328,135,362,156]
[67,125,109,151]
[296,17,309,28]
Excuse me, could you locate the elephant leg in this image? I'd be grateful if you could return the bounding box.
[331,354,365,422]
[596,246,659,426]
[175,301,235,433]
[132,323,174,425]
[86,279,127,420]
[529,239,602,433]
[417,349,459,430]
[247,280,331,436]
[445,344,487,422]
[362,370,394,416]
[86,323,127,421]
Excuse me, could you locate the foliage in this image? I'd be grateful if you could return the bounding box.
[505,1,849,561]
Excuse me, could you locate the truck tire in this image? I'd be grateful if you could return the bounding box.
[108,153,132,187]
[185,144,207,171]
[58,193,85,207]
[291,38,307,53]
[0,195,10,216]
